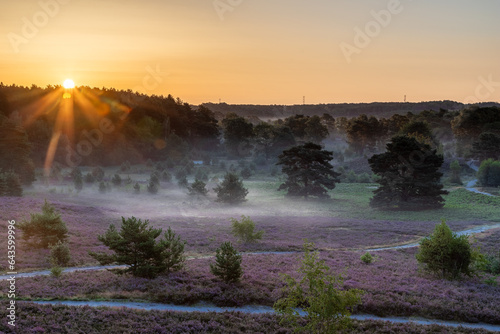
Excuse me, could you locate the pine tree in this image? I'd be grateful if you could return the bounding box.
[18,200,68,248]
[369,135,448,210]
[89,217,166,278]
[214,173,248,204]
[160,227,186,273]
[277,142,341,199]
[188,179,208,196]
[210,242,242,283]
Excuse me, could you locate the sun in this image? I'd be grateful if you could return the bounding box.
[63,79,75,89]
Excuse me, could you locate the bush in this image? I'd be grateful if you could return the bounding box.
[346,170,357,183]
[230,215,264,243]
[416,219,482,279]
[361,252,374,264]
[98,182,107,194]
[147,179,159,194]
[357,172,371,183]
[0,172,23,196]
[477,159,500,187]
[274,242,364,333]
[210,242,242,283]
[177,176,188,188]
[18,200,68,248]
[150,172,160,186]
[214,173,248,204]
[50,240,71,266]
[134,182,140,194]
[50,266,63,278]
[91,167,105,182]
[485,251,500,275]
[111,174,122,187]
[188,179,208,196]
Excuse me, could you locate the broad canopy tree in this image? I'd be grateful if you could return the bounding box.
[369,135,448,210]
[277,143,340,199]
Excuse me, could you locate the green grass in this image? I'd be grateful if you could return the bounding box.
[244,180,499,222]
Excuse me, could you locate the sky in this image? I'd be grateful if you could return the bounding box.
[1,0,499,105]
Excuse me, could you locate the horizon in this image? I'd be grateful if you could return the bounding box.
[1,1,499,105]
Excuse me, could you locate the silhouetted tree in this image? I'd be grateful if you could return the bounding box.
[277,143,340,199]
[472,132,500,161]
[222,113,254,157]
[369,135,448,210]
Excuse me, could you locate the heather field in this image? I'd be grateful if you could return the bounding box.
[1,169,500,333]
[0,303,497,334]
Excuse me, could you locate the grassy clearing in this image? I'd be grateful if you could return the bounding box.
[244,181,499,222]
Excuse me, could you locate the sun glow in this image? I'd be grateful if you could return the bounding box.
[63,79,75,89]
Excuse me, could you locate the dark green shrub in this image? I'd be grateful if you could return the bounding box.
[111,174,122,186]
[477,159,500,187]
[147,179,159,194]
[485,251,500,275]
[274,242,364,333]
[98,182,107,193]
[416,220,482,279]
[188,179,208,196]
[134,182,141,194]
[18,200,68,248]
[150,171,160,186]
[50,266,63,278]
[230,215,264,243]
[50,240,71,266]
[361,252,374,264]
[210,242,242,283]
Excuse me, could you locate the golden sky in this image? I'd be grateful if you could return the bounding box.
[1,0,499,105]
